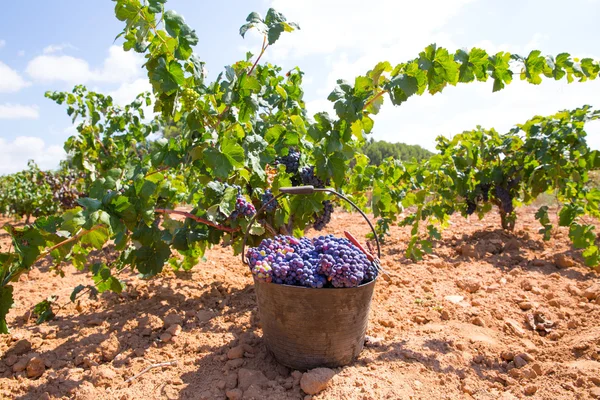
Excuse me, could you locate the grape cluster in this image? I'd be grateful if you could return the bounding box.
[225,184,256,220]
[261,189,277,213]
[313,200,333,230]
[299,166,328,188]
[274,149,301,173]
[247,235,377,288]
[466,200,477,215]
[477,183,491,202]
[180,88,200,112]
[495,186,514,214]
[43,171,85,210]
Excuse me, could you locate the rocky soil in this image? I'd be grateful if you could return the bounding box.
[1,207,600,399]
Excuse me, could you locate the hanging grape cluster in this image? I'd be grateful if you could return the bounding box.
[274,149,301,173]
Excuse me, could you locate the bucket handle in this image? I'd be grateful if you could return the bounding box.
[241,186,381,265]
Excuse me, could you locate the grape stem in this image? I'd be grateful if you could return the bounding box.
[363,90,388,111]
[155,208,240,233]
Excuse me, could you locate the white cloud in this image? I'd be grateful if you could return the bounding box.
[0,104,39,120]
[0,39,5,49]
[264,0,476,60]
[0,137,65,174]
[43,43,77,54]
[26,45,144,85]
[0,61,31,93]
[108,78,153,107]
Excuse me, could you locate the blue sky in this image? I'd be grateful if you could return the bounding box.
[1,0,599,174]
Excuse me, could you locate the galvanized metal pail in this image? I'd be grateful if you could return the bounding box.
[242,186,381,370]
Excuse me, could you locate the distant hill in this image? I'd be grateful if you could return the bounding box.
[361,138,433,165]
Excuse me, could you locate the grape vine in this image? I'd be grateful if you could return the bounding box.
[1,0,599,333]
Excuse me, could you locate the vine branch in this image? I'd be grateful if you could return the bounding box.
[155,209,239,233]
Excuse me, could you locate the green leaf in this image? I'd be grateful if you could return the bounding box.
[0,285,14,334]
[81,227,110,250]
[204,140,245,179]
[33,295,57,325]
[70,284,86,302]
[150,58,185,95]
[148,0,166,13]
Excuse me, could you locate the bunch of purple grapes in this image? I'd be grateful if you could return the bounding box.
[494,186,514,214]
[226,184,256,220]
[299,166,328,188]
[261,189,277,213]
[313,200,333,230]
[247,234,377,288]
[275,149,301,173]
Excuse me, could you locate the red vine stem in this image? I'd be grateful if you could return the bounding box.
[34,225,104,264]
[363,90,388,112]
[144,165,171,178]
[155,209,239,233]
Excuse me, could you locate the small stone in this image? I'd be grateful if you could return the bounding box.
[225,388,242,400]
[583,284,600,301]
[163,313,183,327]
[460,244,479,258]
[291,370,303,386]
[513,356,528,368]
[520,280,533,291]
[532,259,546,267]
[522,368,537,379]
[224,373,238,389]
[379,319,395,328]
[237,368,268,392]
[504,319,526,338]
[300,368,336,395]
[517,352,535,362]
[227,346,245,360]
[225,359,244,370]
[364,336,384,347]
[166,324,182,337]
[548,299,561,307]
[12,356,29,373]
[530,363,543,376]
[216,380,226,390]
[196,310,213,323]
[91,366,117,387]
[445,295,465,304]
[159,332,172,342]
[100,335,120,361]
[504,239,520,252]
[4,354,18,367]
[87,318,104,326]
[456,277,481,293]
[518,302,533,311]
[412,315,428,324]
[26,357,45,379]
[555,254,574,269]
[500,351,515,361]
[524,385,538,396]
[590,387,600,399]
[243,385,263,399]
[472,317,485,327]
[440,310,450,320]
[461,378,476,395]
[6,339,32,357]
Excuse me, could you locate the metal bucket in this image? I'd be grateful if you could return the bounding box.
[241,186,382,370]
[253,277,377,370]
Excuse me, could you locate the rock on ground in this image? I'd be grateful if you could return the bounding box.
[300,368,336,395]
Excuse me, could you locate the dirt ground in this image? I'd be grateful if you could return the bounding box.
[1,207,600,400]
